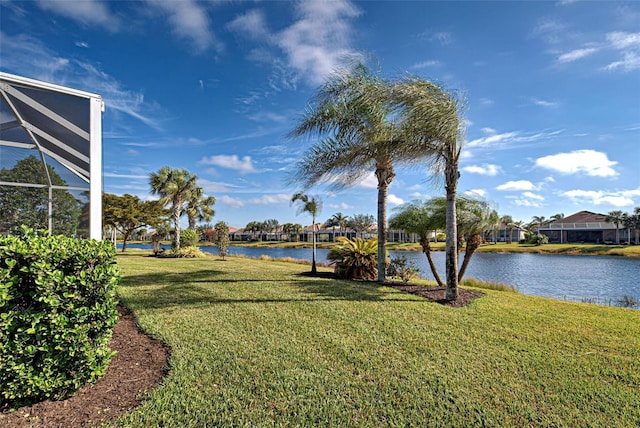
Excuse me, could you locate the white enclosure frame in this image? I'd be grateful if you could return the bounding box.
[0,72,104,240]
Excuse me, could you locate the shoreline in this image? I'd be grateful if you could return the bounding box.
[122,240,640,258]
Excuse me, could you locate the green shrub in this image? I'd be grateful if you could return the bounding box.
[0,227,120,409]
[388,256,419,283]
[327,237,378,280]
[159,246,207,258]
[179,229,199,248]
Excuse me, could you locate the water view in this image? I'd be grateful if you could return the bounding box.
[122,244,639,306]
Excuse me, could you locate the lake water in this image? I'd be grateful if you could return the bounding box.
[121,244,640,306]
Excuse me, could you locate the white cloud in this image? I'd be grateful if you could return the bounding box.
[356,172,378,189]
[511,197,544,208]
[481,127,496,134]
[522,191,544,201]
[606,32,640,50]
[276,0,362,85]
[388,194,405,205]
[145,0,220,52]
[411,60,442,69]
[557,47,599,63]
[467,132,518,147]
[562,189,636,207]
[462,164,501,176]
[229,1,362,86]
[219,195,245,208]
[199,155,257,174]
[496,180,536,191]
[198,179,241,193]
[532,98,559,108]
[464,189,487,198]
[327,202,354,210]
[604,52,640,72]
[36,0,120,31]
[226,9,270,41]
[535,149,618,177]
[247,194,291,205]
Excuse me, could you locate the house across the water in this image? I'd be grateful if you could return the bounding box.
[538,211,630,244]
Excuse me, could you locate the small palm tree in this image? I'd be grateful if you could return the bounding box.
[456,198,499,281]
[149,166,197,251]
[327,237,379,280]
[291,192,322,274]
[500,215,514,243]
[606,210,625,244]
[390,200,445,286]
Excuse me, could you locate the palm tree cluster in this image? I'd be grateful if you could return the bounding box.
[244,219,280,241]
[289,62,463,299]
[389,197,498,286]
[149,166,216,251]
[609,208,640,244]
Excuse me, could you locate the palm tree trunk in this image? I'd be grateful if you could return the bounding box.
[312,216,317,274]
[445,166,459,301]
[458,234,482,282]
[376,165,395,283]
[173,197,181,250]
[420,237,444,287]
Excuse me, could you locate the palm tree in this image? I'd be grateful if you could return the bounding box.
[323,216,339,242]
[627,207,640,245]
[333,212,349,238]
[500,215,514,243]
[289,64,458,284]
[185,186,216,230]
[289,64,404,282]
[389,200,445,286]
[606,210,625,244]
[456,198,499,281]
[530,215,548,234]
[550,213,564,222]
[291,192,322,274]
[149,166,197,251]
[390,76,463,300]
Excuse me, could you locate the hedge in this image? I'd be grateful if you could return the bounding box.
[0,228,120,409]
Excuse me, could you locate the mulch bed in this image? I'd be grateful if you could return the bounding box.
[388,284,484,307]
[0,284,480,427]
[0,307,169,428]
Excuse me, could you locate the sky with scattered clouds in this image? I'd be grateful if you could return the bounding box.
[1,0,639,228]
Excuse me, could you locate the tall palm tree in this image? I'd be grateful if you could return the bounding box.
[606,210,625,244]
[291,192,322,274]
[185,186,216,230]
[149,166,197,251]
[390,76,463,300]
[289,64,458,284]
[289,64,403,282]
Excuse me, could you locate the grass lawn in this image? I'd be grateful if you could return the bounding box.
[115,252,640,427]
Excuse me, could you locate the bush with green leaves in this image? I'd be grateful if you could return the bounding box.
[327,237,379,280]
[178,228,199,248]
[388,256,419,283]
[0,227,120,409]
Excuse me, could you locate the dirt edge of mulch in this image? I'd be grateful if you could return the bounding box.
[0,284,480,428]
[0,306,170,428]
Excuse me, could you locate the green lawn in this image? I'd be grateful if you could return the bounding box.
[115,252,640,427]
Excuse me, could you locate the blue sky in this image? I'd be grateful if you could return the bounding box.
[1,0,639,229]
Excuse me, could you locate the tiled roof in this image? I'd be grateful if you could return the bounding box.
[551,211,607,223]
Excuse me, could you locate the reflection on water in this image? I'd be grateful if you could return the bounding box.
[121,244,640,306]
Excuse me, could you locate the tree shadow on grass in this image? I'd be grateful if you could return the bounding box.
[119,269,423,310]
